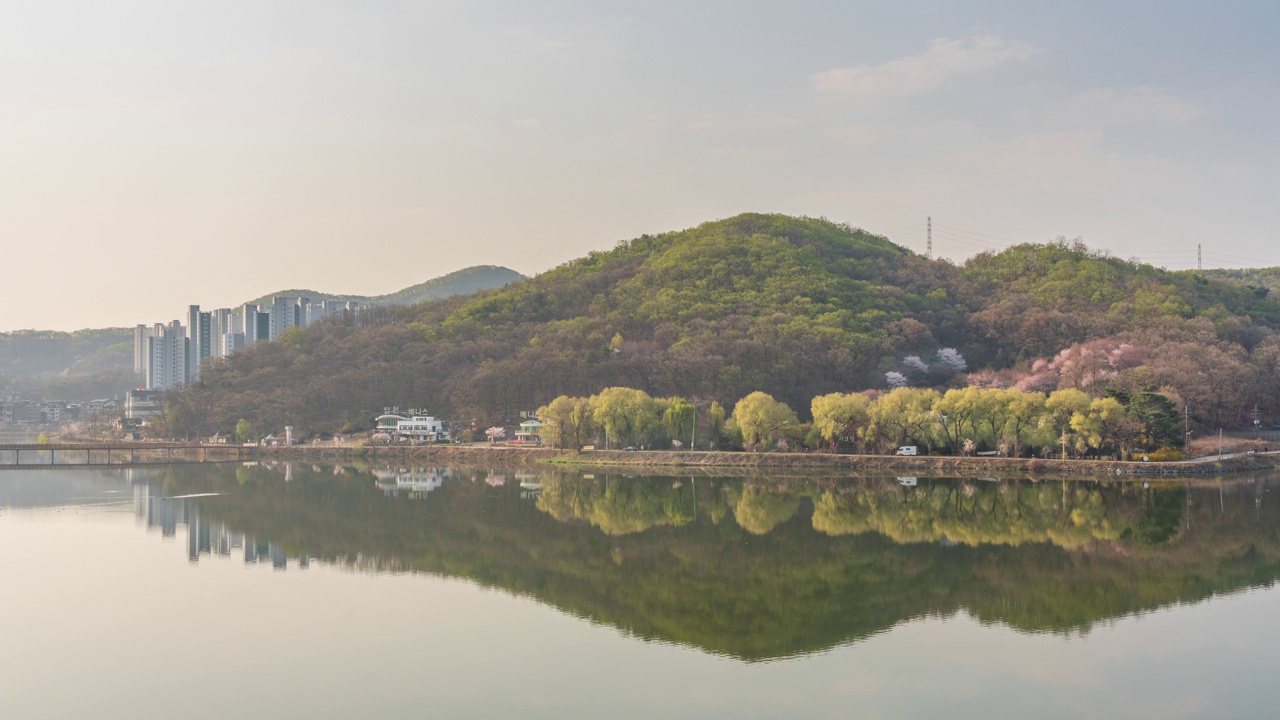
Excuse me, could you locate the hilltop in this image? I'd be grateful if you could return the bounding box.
[171,213,1280,437]
[239,265,525,308]
[1202,267,1280,299]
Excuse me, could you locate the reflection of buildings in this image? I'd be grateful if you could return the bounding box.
[516,471,542,499]
[371,467,453,498]
[131,481,307,569]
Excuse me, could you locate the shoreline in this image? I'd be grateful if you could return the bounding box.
[258,444,1280,477]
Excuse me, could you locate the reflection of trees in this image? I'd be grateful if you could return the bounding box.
[537,476,693,535]
[537,477,801,537]
[170,465,1280,662]
[731,484,801,535]
[812,480,1129,548]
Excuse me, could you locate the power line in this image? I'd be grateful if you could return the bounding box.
[1202,249,1278,264]
[933,234,1005,250]
[885,219,1276,268]
[880,221,927,234]
[931,227,1011,249]
[931,222,1023,245]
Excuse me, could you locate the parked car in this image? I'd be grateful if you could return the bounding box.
[623,446,637,451]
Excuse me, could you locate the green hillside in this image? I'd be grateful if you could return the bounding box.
[172,213,1280,438]
[1203,267,1280,299]
[966,242,1280,363]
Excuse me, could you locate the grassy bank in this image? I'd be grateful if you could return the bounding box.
[259,444,1280,477]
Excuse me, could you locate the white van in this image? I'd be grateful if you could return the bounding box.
[895,446,918,456]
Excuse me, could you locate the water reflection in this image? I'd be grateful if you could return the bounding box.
[113,462,1279,661]
[132,481,307,568]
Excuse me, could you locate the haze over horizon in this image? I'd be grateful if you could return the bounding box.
[4,1,1280,331]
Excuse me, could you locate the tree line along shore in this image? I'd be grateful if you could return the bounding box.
[531,383,1229,462]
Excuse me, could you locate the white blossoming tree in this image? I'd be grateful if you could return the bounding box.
[936,348,968,373]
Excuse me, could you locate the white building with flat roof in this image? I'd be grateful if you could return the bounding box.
[397,416,449,442]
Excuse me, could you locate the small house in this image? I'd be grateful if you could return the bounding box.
[515,419,543,444]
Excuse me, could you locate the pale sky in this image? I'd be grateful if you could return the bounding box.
[3,1,1279,331]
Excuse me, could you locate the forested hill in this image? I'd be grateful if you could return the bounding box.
[1203,267,1280,299]
[240,265,525,308]
[0,328,134,379]
[172,213,1280,437]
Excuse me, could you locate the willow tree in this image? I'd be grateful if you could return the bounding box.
[731,392,798,449]
[1046,389,1092,458]
[810,392,872,452]
[662,398,695,447]
[1004,390,1048,457]
[590,387,660,449]
[538,395,594,450]
[867,387,941,453]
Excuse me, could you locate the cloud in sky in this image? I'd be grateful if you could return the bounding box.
[1056,86,1206,125]
[3,3,1279,329]
[828,124,879,145]
[814,34,1040,98]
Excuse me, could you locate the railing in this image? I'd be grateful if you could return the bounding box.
[0,442,249,468]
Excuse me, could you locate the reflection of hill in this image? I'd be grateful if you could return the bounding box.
[170,465,1280,661]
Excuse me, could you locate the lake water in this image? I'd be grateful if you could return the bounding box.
[2,463,1279,719]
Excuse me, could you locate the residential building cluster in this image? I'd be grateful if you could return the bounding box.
[0,396,118,427]
[135,296,367,390]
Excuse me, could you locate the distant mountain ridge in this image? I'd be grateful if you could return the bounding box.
[0,265,525,396]
[239,266,525,309]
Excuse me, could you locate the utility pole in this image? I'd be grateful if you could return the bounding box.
[927,216,933,260]
[1219,428,1223,460]
[1198,243,1202,270]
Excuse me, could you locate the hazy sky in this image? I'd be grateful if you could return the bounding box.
[4,1,1280,331]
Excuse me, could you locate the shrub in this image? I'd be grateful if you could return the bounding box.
[1146,447,1184,462]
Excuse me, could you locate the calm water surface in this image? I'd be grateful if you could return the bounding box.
[2,463,1279,719]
